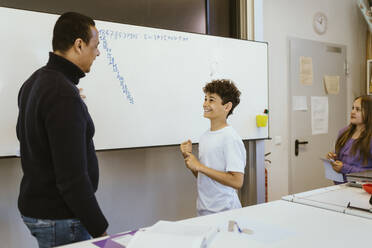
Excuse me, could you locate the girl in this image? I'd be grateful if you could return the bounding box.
[327,95,372,182]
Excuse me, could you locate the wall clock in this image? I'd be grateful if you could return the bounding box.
[313,12,327,35]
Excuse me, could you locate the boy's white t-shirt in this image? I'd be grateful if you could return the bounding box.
[197,126,246,216]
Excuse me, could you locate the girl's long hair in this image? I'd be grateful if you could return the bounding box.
[335,95,372,165]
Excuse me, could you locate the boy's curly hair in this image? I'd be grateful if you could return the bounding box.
[203,79,241,117]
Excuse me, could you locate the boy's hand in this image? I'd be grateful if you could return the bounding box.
[184,152,202,171]
[180,140,192,158]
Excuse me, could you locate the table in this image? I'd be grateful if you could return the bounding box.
[59,194,372,248]
[282,183,372,219]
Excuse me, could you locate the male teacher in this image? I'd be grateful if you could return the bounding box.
[16,12,108,247]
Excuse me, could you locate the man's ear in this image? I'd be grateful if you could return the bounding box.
[224,102,232,113]
[73,38,84,54]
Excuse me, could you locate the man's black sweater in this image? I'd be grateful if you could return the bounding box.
[16,53,108,238]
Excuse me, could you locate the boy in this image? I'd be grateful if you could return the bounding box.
[180,79,246,216]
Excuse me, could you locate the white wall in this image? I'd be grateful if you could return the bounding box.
[260,0,367,200]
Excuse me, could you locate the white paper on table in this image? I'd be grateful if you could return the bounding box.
[126,221,218,248]
[300,56,313,85]
[219,219,295,244]
[324,75,340,95]
[320,158,344,182]
[112,235,134,246]
[292,96,307,111]
[348,196,372,211]
[311,96,328,135]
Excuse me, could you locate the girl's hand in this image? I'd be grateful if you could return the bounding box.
[331,160,343,173]
[326,152,337,160]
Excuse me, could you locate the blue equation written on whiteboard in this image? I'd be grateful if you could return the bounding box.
[99,29,190,104]
[99,30,134,104]
[100,29,190,42]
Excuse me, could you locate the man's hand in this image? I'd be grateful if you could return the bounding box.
[79,88,86,100]
[331,160,343,173]
[180,140,192,158]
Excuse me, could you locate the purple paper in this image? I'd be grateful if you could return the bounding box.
[92,230,138,248]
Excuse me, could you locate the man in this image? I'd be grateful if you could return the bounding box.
[16,12,108,247]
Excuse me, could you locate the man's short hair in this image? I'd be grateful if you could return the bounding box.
[52,12,95,52]
[203,79,241,117]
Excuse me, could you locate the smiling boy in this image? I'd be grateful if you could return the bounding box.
[180,79,246,216]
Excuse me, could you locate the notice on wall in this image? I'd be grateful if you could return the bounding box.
[324,75,340,95]
[292,96,307,111]
[311,96,328,135]
[300,56,313,85]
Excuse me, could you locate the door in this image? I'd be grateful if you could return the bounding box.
[289,37,347,194]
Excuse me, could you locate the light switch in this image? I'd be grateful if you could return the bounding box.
[274,136,282,145]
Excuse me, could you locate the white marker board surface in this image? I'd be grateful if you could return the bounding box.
[0,7,268,156]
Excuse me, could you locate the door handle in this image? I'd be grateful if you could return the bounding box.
[295,139,308,156]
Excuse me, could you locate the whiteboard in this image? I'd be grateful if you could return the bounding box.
[0,7,268,156]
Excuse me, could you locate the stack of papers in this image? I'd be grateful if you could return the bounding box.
[127,221,218,248]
